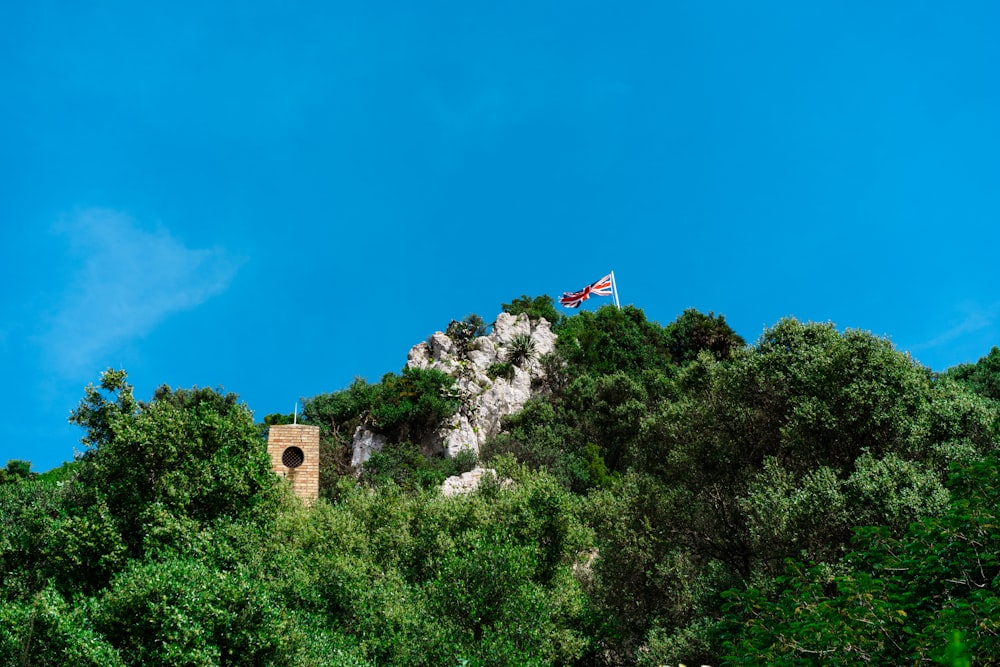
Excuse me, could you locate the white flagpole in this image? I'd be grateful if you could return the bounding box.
[610,270,620,309]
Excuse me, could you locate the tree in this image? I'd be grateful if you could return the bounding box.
[69,369,280,556]
[0,587,123,667]
[502,294,562,326]
[632,320,993,577]
[302,367,460,497]
[97,557,300,666]
[555,305,674,377]
[369,367,460,443]
[581,319,998,664]
[944,346,1000,401]
[717,456,1000,665]
[662,308,746,364]
[0,459,32,485]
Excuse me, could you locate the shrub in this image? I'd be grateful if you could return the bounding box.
[303,378,381,488]
[501,294,562,326]
[446,314,487,346]
[662,308,746,364]
[4,459,31,480]
[0,588,122,667]
[98,558,300,666]
[555,305,674,377]
[487,362,516,381]
[361,442,477,492]
[370,367,461,442]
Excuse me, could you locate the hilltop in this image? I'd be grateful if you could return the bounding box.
[2,294,1000,665]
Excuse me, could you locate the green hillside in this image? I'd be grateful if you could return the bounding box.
[2,296,998,666]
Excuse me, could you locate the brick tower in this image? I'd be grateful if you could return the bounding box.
[267,424,320,504]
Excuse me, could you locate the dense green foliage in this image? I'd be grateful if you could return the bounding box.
[502,294,562,326]
[945,345,1000,401]
[718,457,1000,664]
[662,307,746,364]
[485,306,998,664]
[302,366,461,494]
[4,300,1000,665]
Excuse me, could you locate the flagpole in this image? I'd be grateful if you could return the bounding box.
[610,270,620,309]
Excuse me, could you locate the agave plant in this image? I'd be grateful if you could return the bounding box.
[505,333,536,367]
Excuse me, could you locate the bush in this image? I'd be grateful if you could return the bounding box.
[4,459,31,480]
[555,305,674,377]
[98,558,301,666]
[370,367,461,442]
[487,362,516,381]
[361,442,478,492]
[0,588,122,667]
[446,314,487,345]
[303,378,381,488]
[501,294,562,326]
[944,345,1000,401]
[662,308,746,364]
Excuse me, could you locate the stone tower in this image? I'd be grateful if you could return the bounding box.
[267,424,320,504]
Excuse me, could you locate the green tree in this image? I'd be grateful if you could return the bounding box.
[718,456,1000,665]
[360,441,476,492]
[302,377,381,489]
[0,588,123,667]
[69,369,280,556]
[303,367,459,496]
[662,308,746,364]
[258,411,296,442]
[633,321,993,578]
[484,367,672,491]
[97,557,300,666]
[944,346,1000,401]
[581,320,997,664]
[501,294,562,326]
[4,459,32,480]
[369,367,460,442]
[555,305,674,377]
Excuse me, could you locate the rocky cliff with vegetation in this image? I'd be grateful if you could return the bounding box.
[3,294,1000,666]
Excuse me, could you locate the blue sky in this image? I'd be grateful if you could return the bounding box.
[3,2,999,471]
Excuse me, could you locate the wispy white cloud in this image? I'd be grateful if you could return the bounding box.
[39,208,244,378]
[910,302,1000,352]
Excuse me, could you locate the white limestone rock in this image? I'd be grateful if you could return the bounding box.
[428,313,556,457]
[467,336,499,368]
[350,427,386,468]
[351,311,558,466]
[407,341,431,369]
[429,332,456,361]
[440,466,499,497]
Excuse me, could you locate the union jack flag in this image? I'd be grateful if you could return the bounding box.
[559,273,614,308]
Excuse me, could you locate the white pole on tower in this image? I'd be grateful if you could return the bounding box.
[610,271,620,309]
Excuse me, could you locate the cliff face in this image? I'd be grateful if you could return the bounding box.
[351,312,556,466]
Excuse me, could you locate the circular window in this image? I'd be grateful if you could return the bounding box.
[282,446,305,469]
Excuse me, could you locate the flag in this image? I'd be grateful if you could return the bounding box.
[560,273,614,308]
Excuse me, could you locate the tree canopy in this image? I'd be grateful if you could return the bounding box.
[2,302,999,665]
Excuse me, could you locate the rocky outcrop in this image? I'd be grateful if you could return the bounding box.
[406,312,556,457]
[350,428,386,468]
[440,466,501,497]
[351,312,556,466]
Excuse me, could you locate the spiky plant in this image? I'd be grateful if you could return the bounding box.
[506,333,536,367]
